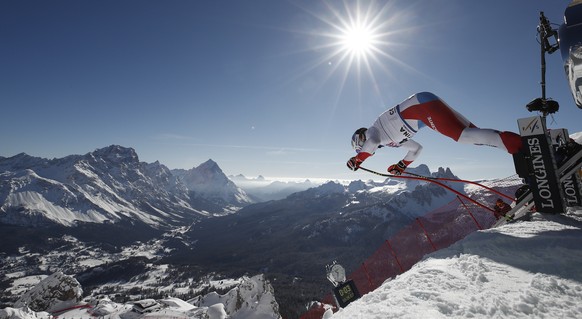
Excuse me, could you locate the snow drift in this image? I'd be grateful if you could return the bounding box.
[327,209,582,319]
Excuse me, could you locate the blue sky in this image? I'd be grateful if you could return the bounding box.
[1,0,580,181]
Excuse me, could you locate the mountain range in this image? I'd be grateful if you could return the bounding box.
[0,144,499,318]
[0,145,251,228]
[229,174,321,201]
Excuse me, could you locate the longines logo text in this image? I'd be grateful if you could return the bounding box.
[528,137,556,209]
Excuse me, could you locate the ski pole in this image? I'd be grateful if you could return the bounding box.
[402,171,515,201]
[358,166,496,214]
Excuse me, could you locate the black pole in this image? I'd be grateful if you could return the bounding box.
[540,20,547,102]
[537,11,559,117]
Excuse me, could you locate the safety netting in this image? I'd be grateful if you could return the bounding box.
[299,174,523,319]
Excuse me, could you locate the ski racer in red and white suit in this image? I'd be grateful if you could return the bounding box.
[347,92,523,174]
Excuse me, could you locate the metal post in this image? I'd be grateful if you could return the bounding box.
[416,218,437,251]
[457,196,483,230]
[385,239,404,273]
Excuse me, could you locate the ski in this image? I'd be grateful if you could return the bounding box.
[493,148,582,227]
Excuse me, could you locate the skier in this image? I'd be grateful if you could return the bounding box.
[347,92,523,174]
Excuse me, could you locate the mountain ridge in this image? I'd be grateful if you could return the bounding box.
[0,145,250,229]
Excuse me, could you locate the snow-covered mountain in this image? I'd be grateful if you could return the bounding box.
[173,159,253,210]
[0,160,471,319]
[1,272,281,319]
[0,146,252,229]
[13,272,83,313]
[325,209,582,319]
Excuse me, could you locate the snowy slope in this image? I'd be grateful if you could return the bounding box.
[0,146,253,228]
[13,272,83,313]
[0,146,201,227]
[327,209,582,319]
[0,274,281,319]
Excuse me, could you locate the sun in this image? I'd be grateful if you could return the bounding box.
[324,1,393,68]
[287,1,420,104]
[339,23,378,58]
[311,1,402,102]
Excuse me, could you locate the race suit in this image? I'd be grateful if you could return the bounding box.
[356,92,522,164]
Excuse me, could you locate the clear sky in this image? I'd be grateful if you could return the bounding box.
[1,0,580,181]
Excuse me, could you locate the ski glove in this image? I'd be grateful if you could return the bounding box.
[347,156,363,171]
[387,160,408,175]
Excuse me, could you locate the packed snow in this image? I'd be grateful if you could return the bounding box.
[326,208,582,319]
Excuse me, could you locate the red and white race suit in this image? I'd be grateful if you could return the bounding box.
[357,92,522,164]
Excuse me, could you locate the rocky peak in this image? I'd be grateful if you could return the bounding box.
[172,160,252,206]
[433,167,458,179]
[14,272,83,313]
[292,181,345,199]
[406,164,432,176]
[88,145,139,165]
[0,153,46,171]
[178,160,229,189]
[193,274,281,318]
[196,159,221,172]
[347,180,367,193]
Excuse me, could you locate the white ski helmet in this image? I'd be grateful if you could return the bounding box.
[351,128,367,153]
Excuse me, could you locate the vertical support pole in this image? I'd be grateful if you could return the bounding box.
[416,218,437,251]
[385,239,404,273]
[362,262,374,290]
[457,196,483,230]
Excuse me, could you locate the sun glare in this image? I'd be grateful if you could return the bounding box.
[317,1,403,85]
[288,1,420,104]
[340,23,377,58]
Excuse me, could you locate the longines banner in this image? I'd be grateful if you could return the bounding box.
[549,129,582,207]
[517,116,565,214]
[562,174,582,207]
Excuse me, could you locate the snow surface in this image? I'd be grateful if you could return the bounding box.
[327,209,582,319]
[1,275,280,319]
